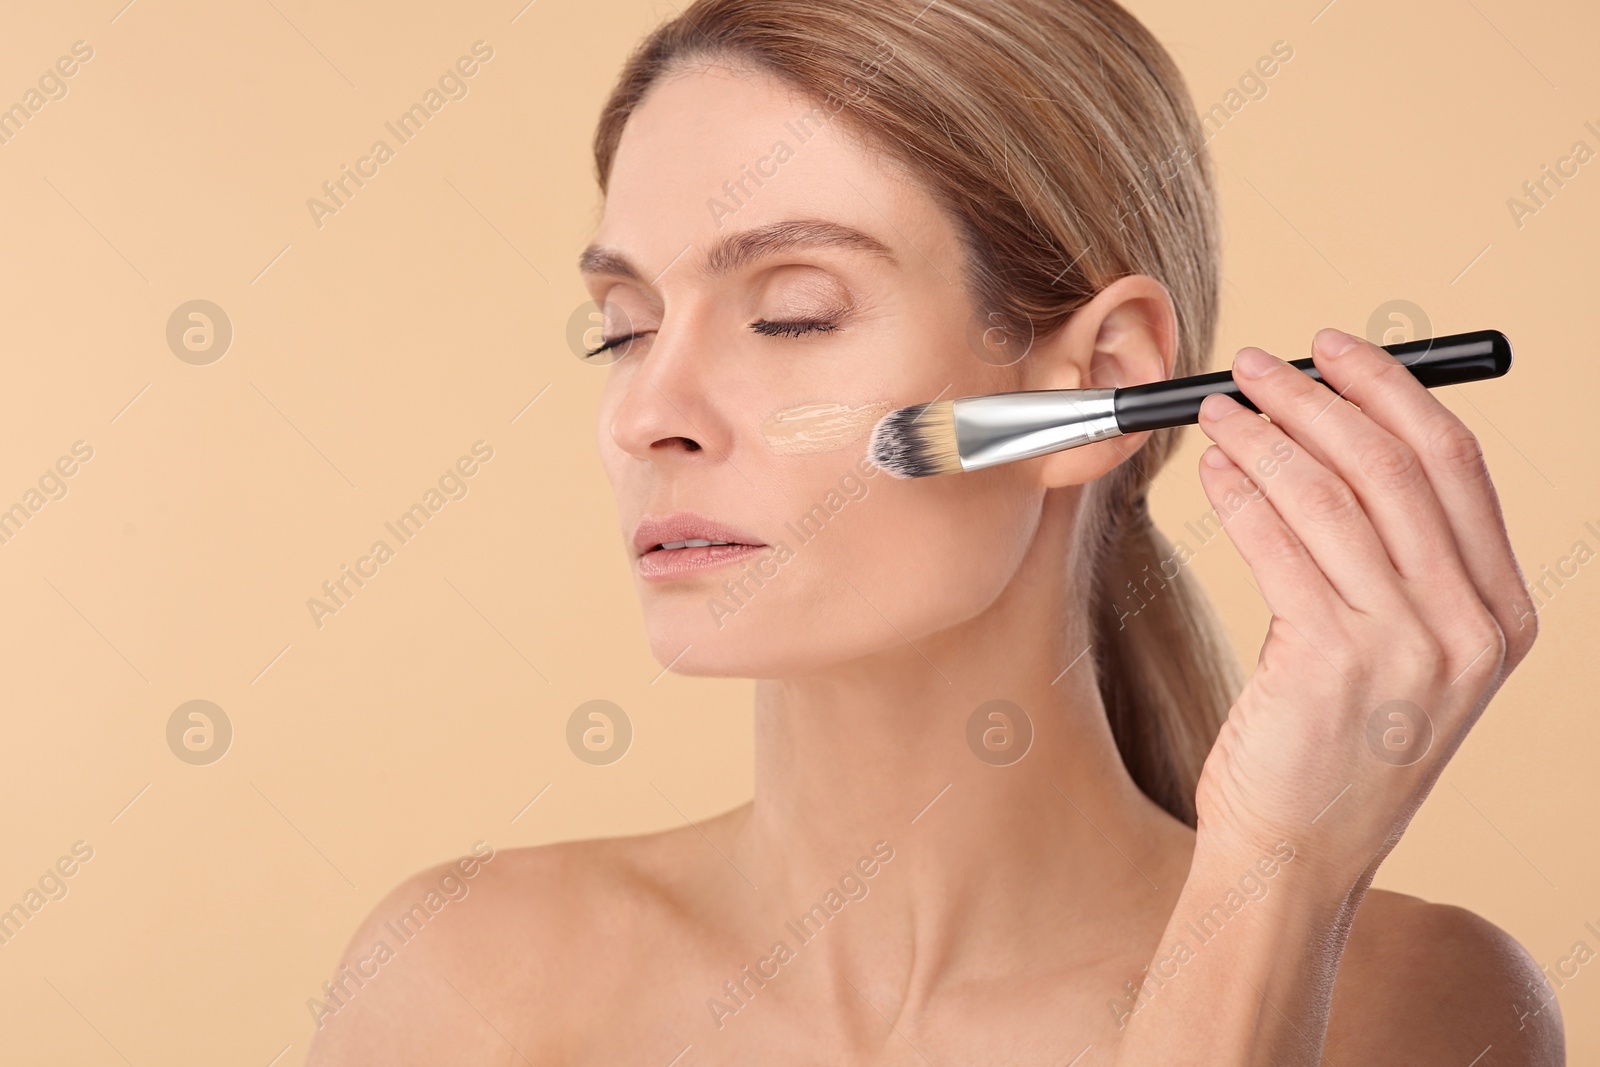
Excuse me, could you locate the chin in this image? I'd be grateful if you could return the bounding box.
[633,559,1010,680]
[636,591,887,678]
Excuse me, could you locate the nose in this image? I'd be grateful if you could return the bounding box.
[606,316,734,464]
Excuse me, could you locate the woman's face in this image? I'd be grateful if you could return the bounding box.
[583,63,1048,677]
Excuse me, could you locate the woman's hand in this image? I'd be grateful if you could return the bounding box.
[1107,328,1546,1066]
[1191,327,1539,890]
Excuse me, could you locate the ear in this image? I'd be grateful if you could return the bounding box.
[1019,275,1178,490]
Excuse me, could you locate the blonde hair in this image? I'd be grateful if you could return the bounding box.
[592,0,1242,825]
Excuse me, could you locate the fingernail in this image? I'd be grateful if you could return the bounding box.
[1200,391,1243,420]
[1316,328,1360,357]
[1202,444,1232,468]
[1233,347,1279,379]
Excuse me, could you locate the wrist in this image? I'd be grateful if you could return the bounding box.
[1112,836,1365,1063]
[1184,832,1363,935]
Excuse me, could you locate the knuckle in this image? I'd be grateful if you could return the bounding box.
[1394,628,1448,686]
[1298,475,1362,526]
[1254,520,1307,567]
[1356,439,1424,493]
[1326,637,1370,683]
[1421,419,1487,480]
[1508,597,1540,656]
[1305,621,1369,682]
[1452,614,1510,687]
[1453,613,1508,681]
[1505,550,1542,655]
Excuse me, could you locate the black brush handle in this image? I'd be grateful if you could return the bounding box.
[1113,329,1512,434]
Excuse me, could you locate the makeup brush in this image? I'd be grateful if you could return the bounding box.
[868,329,1512,479]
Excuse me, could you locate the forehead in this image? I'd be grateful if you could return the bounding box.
[595,62,947,273]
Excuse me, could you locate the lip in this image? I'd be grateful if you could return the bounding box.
[631,510,768,581]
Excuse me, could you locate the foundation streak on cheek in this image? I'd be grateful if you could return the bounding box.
[761,400,892,456]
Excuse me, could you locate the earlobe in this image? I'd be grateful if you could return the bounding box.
[1036,426,1153,490]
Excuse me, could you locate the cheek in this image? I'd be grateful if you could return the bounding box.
[811,464,1040,630]
[760,400,892,455]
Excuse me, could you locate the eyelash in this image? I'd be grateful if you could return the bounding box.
[750,319,841,338]
[584,333,640,359]
[583,319,840,358]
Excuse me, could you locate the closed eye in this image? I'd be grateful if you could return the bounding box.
[584,332,648,359]
[749,319,841,338]
[585,320,838,357]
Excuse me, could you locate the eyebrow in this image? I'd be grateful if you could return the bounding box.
[577,217,898,284]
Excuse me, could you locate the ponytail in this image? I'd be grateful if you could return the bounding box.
[1087,488,1241,826]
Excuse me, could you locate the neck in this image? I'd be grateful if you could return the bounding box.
[732,490,1194,1005]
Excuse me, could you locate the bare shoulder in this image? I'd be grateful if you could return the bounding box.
[1327,888,1565,1066]
[304,814,743,1066]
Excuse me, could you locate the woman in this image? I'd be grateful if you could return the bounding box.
[307,0,1561,1062]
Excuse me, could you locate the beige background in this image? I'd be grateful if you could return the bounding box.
[0,0,1595,1061]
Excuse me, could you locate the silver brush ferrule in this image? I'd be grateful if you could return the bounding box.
[952,388,1122,472]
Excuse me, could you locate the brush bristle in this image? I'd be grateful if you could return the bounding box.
[867,400,962,478]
